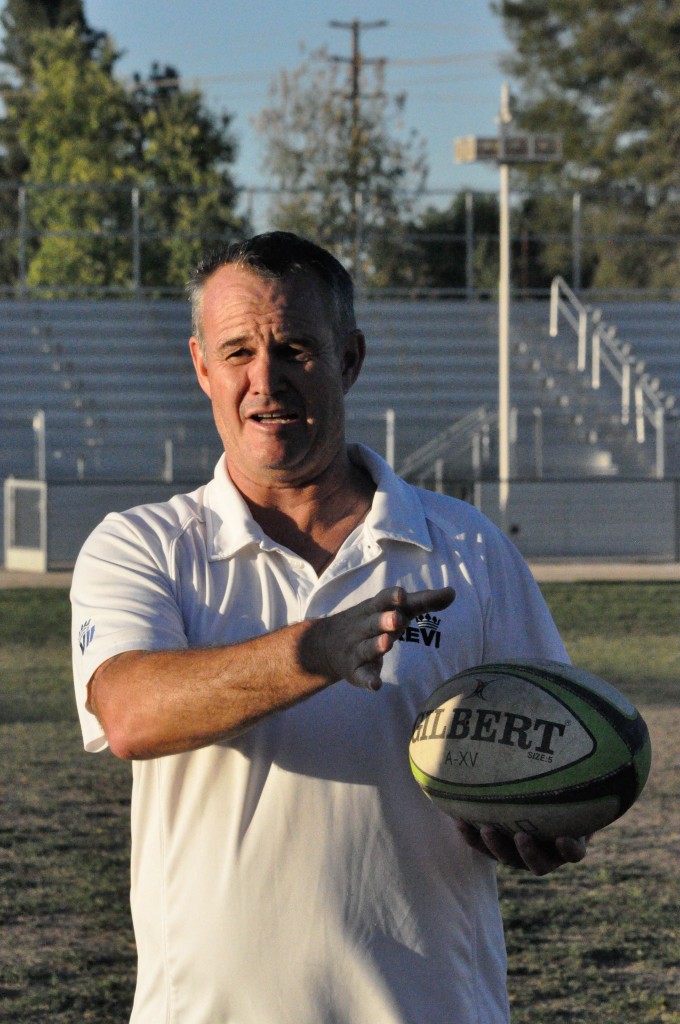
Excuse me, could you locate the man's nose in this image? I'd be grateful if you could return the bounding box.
[248,351,283,394]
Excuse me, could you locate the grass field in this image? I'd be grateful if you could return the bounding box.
[1,584,679,1023]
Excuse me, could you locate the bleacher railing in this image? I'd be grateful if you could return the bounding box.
[549,276,671,478]
[397,406,498,488]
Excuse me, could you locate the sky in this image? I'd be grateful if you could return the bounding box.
[84,0,512,216]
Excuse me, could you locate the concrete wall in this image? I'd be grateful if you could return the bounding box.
[478,480,680,560]
[3,477,679,569]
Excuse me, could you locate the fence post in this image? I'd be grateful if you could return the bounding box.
[131,186,141,292]
[621,362,631,425]
[549,276,560,337]
[577,305,588,372]
[434,458,445,494]
[32,410,46,481]
[465,191,474,298]
[592,325,601,389]
[655,407,665,480]
[163,438,174,482]
[472,431,481,479]
[384,408,395,468]
[533,406,543,479]
[572,191,582,292]
[635,383,645,443]
[17,185,28,295]
[353,190,364,294]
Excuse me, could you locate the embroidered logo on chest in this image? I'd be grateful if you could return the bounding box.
[398,613,442,649]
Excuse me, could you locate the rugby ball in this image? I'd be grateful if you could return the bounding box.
[409,659,651,838]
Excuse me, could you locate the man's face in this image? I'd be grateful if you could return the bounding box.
[189,264,364,494]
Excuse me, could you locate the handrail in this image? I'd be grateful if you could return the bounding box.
[347,407,395,467]
[549,276,589,370]
[550,276,669,478]
[398,406,497,482]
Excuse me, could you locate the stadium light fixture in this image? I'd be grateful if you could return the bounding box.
[455,84,562,521]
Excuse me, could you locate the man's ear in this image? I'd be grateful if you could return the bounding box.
[189,337,212,399]
[341,330,366,394]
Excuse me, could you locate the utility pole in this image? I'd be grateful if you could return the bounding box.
[329,19,387,279]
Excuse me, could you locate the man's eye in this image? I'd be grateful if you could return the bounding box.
[224,348,251,363]
[286,345,312,362]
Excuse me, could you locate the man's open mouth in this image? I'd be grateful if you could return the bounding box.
[250,411,298,424]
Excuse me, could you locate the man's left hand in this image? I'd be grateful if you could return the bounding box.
[456,820,589,876]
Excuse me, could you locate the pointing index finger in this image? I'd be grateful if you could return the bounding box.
[401,587,455,619]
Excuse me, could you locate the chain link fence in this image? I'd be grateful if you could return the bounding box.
[3,181,680,298]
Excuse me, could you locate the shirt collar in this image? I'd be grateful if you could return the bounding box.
[348,444,433,551]
[202,456,266,560]
[202,445,433,562]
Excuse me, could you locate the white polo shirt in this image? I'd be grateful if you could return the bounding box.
[71,445,567,1024]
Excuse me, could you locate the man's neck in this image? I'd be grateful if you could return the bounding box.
[234,460,376,575]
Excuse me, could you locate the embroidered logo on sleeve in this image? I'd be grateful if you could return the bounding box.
[398,613,442,649]
[78,619,95,654]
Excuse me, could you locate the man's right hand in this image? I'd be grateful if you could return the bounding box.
[304,586,456,691]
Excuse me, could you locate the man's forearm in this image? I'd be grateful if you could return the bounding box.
[87,618,335,760]
[86,585,455,760]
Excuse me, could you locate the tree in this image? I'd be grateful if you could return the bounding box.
[15,26,137,288]
[130,64,244,287]
[493,0,680,289]
[1,9,245,290]
[0,0,104,80]
[403,193,501,293]
[255,46,428,285]
[0,0,106,280]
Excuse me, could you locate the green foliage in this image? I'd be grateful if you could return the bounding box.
[0,1,108,281]
[399,192,500,292]
[0,0,103,81]
[0,8,245,291]
[494,0,680,290]
[16,26,135,289]
[255,46,428,285]
[130,65,245,287]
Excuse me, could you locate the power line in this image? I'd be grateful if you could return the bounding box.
[390,50,508,68]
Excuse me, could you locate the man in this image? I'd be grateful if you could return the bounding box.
[72,232,586,1024]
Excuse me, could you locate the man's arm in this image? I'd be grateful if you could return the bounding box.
[87,585,455,760]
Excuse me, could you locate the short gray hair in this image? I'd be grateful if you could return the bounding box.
[188,231,357,355]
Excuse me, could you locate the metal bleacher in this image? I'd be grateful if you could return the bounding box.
[1,294,679,488]
[0,300,219,482]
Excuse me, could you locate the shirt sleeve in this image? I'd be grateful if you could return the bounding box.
[479,522,568,665]
[70,510,189,752]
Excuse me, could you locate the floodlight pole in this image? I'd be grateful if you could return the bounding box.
[453,91,562,530]
[498,84,512,519]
